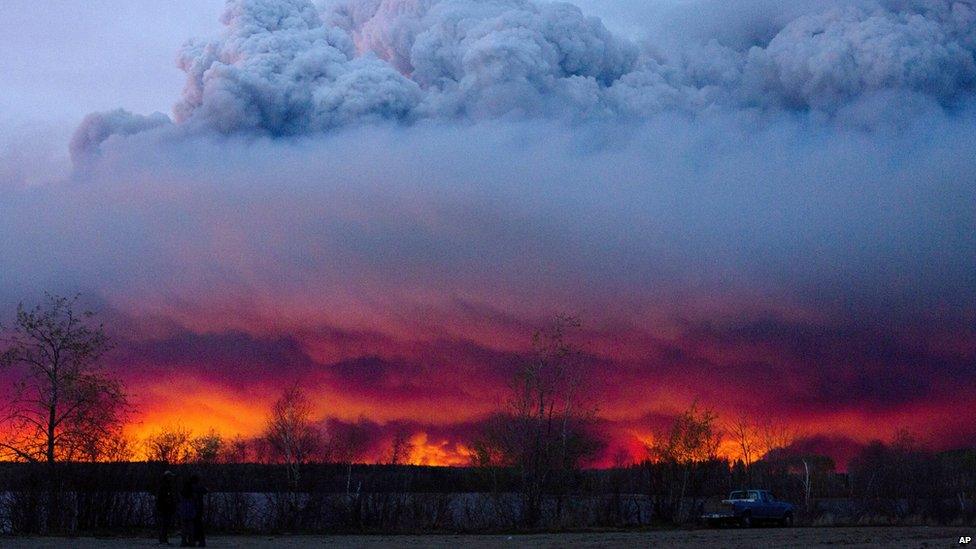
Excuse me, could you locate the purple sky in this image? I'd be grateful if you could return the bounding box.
[1,1,223,126]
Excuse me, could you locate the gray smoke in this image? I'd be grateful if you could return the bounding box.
[69,0,976,157]
[70,109,172,163]
[173,0,421,135]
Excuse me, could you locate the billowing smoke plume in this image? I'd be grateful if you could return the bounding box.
[174,0,421,135]
[71,0,976,156]
[753,2,976,109]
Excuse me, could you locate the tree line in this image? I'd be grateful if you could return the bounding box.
[1,294,974,533]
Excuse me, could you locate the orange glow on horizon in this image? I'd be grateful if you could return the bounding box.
[115,376,975,466]
[405,433,472,467]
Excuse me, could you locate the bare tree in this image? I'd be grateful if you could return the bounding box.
[474,315,602,526]
[0,294,129,464]
[756,418,798,458]
[264,385,322,486]
[223,434,252,464]
[77,428,134,463]
[144,425,194,464]
[726,415,757,473]
[648,403,722,522]
[326,417,372,496]
[388,428,414,466]
[191,428,224,464]
[651,403,722,465]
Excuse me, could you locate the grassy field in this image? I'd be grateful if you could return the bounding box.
[2,527,973,548]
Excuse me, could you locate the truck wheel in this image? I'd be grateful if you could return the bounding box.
[739,513,752,528]
[781,513,794,527]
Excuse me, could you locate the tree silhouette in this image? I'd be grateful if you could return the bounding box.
[474,314,602,526]
[144,425,194,464]
[264,385,322,486]
[0,294,129,464]
[191,429,224,464]
[388,429,414,466]
[648,403,722,522]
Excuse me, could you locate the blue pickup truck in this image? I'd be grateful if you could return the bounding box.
[701,490,795,527]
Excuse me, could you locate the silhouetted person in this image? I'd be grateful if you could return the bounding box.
[156,470,176,545]
[191,474,208,547]
[179,475,197,547]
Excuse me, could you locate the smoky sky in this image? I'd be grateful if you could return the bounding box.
[2,0,975,458]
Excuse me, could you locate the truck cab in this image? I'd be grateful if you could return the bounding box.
[702,489,795,527]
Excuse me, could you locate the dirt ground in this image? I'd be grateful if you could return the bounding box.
[2,527,973,548]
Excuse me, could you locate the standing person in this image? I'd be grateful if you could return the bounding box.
[156,471,176,545]
[179,475,197,547]
[191,474,209,547]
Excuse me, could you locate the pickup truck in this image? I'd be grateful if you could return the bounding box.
[701,490,795,527]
